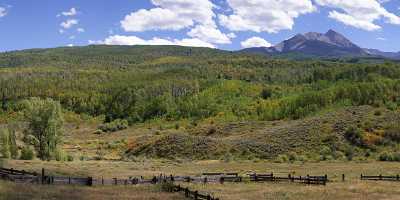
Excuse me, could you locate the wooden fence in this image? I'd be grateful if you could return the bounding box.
[361,174,400,181]
[0,167,333,200]
[0,167,329,186]
[168,184,219,200]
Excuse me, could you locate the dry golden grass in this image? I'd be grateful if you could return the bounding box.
[3,159,400,200]
[182,181,400,200]
[0,181,184,200]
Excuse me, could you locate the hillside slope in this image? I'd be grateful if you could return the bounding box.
[0,45,399,161]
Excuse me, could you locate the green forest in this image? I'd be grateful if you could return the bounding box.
[0,45,399,161]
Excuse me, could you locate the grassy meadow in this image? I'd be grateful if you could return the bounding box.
[3,159,400,200]
[0,180,184,200]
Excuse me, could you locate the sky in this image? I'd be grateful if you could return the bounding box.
[0,0,400,52]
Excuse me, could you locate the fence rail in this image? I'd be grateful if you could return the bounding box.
[361,174,400,181]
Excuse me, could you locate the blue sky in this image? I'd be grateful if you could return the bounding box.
[0,0,399,52]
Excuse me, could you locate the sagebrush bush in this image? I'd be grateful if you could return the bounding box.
[20,146,34,160]
[98,119,129,133]
[275,154,289,163]
[378,151,400,162]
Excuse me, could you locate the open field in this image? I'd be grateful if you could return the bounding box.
[3,159,400,200]
[0,181,184,200]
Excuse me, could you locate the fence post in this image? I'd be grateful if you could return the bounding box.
[194,191,198,200]
[397,174,399,181]
[307,175,310,185]
[114,178,117,185]
[324,174,328,185]
[87,177,93,186]
[288,174,292,182]
[41,168,45,184]
[360,174,363,180]
[204,177,208,184]
[185,187,189,197]
[69,177,71,184]
[379,174,382,180]
[102,177,104,185]
[342,174,345,182]
[220,177,224,184]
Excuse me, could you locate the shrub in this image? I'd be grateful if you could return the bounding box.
[345,126,365,147]
[20,146,34,160]
[67,154,74,162]
[93,130,104,135]
[53,149,67,161]
[0,129,11,159]
[287,152,298,162]
[260,88,272,99]
[275,154,289,163]
[384,126,400,142]
[98,119,129,133]
[378,151,393,161]
[344,146,355,161]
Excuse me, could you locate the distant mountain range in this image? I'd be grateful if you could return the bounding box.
[241,30,400,60]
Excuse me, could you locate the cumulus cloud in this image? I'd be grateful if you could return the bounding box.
[315,0,400,31]
[121,0,215,31]
[187,25,233,44]
[121,8,193,31]
[60,19,78,29]
[89,35,215,48]
[241,37,272,48]
[219,0,316,33]
[77,28,85,33]
[0,7,7,17]
[120,0,232,45]
[59,8,77,17]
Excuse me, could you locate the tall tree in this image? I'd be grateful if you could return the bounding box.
[23,98,64,160]
[0,128,10,158]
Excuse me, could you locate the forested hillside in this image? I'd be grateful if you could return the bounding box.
[0,45,399,161]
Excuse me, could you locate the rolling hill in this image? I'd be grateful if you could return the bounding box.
[0,45,399,161]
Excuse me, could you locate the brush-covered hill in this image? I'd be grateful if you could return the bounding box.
[0,45,399,161]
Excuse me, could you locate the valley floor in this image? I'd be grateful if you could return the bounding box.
[2,160,400,200]
[0,181,184,200]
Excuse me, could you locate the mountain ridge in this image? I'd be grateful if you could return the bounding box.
[241,30,399,60]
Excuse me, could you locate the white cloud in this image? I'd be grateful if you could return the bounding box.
[241,37,272,48]
[376,37,386,40]
[60,19,78,29]
[69,35,76,40]
[219,0,316,33]
[121,0,214,32]
[59,29,65,34]
[187,25,232,44]
[120,0,232,45]
[77,28,85,33]
[0,7,7,17]
[315,0,400,31]
[60,8,77,17]
[121,8,193,31]
[67,44,74,47]
[89,35,215,48]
